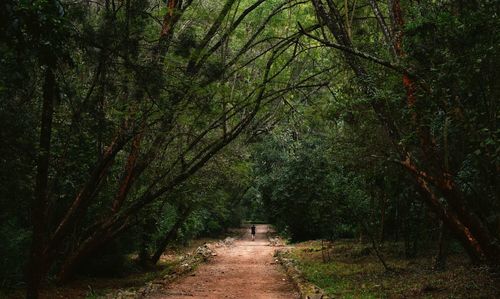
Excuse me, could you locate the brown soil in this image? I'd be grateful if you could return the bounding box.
[147,224,299,299]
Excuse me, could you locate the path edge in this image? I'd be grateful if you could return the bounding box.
[105,238,235,299]
[274,249,330,299]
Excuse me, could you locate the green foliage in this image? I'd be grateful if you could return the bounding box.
[0,221,31,285]
[1,0,499,290]
[404,0,500,232]
[251,125,370,241]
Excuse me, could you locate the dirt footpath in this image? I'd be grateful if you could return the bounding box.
[148,224,299,299]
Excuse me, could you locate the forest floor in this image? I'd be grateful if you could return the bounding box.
[145,224,299,299]
[284,239,500,298]
[5,230,498,299]
[1,225,299,299]
[2,235,238,299]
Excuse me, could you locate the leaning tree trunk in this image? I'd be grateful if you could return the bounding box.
[27,66,56,299]
[53,0,185,283]
[56,217,129,283]
[311,0,500,267]
[390,0,500,265]
[151,208,192,264]
[56,1,273,281]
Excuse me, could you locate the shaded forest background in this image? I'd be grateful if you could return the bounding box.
[0,0,499,298]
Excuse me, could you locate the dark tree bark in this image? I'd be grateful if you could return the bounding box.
[151,208,192,264]
[56,53,273,280]
[27,66,56,299]
[51,0,187,283]
[156,0,193,58]
[310,0,500,267]
[56,218,129,283]
[46,127,133,257]
[367,0,396,59]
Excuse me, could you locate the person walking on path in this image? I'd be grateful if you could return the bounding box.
[251,224,256,241]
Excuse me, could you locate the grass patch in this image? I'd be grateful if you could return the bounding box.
[286,240,500,299]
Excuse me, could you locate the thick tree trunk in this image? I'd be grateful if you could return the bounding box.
[409,170,483,264]
[45,128,132,257]
[56,217,129,283]
[111,123,145,213]
[34,0,194,288]
[27,67,56,299]
[441,184,500,266]
[56,104,260,279]
[403,158,500,265]
[390,7,489,248]
[311,0,500,267]
[156,0,187,58]
[58,133,167,280]
[57,235,106,283]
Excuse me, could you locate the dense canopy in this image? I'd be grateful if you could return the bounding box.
[0,0,499,298]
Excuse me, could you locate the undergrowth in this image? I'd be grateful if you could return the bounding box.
[286,240,500,299]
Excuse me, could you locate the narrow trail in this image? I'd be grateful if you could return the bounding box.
[148,224,299,299]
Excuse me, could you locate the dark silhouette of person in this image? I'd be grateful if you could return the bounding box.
[251,224,256,241]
